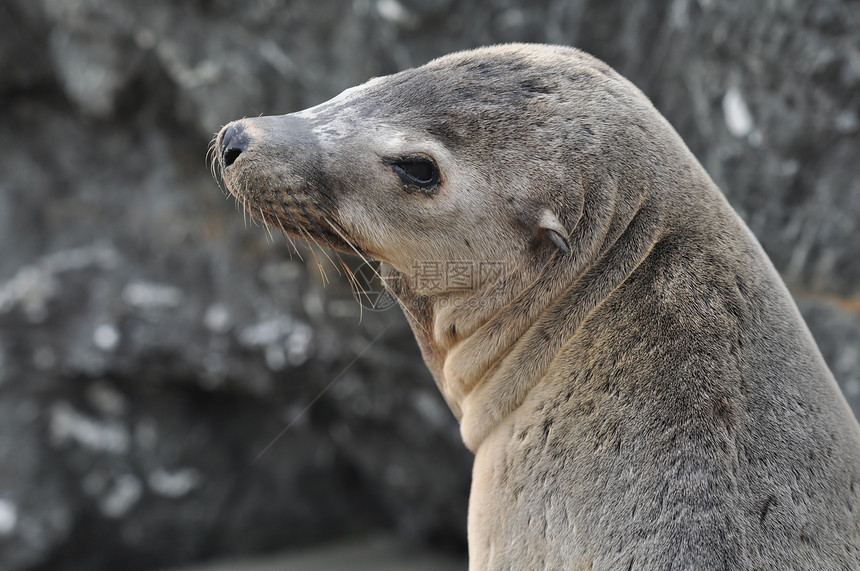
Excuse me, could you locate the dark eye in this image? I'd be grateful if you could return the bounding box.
[386,156,441,193]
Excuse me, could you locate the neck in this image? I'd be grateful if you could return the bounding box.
[461,202,662,450]
[385,192,663,453]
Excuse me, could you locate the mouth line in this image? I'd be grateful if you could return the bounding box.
[290,220,358,255]
[229,186,368,258]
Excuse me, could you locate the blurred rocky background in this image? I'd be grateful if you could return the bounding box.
[0,0,858,569]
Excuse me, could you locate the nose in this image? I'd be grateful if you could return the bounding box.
[218,122,249,168]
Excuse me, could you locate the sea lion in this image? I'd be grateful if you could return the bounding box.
[214,44,860,569]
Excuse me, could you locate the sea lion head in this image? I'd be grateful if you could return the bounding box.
[213,45,649,285]
[214,44,675,445]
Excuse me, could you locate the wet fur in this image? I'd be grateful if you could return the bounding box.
[216,44,860,570]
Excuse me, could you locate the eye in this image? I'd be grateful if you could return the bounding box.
[386,155,441,193]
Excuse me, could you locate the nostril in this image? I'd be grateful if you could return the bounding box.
[220,123,249,168]
[224,147,242,168]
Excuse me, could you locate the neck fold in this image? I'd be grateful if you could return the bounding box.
[387,188,664,453]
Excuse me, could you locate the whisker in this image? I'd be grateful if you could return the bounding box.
[304,212,369,320]
[259,206,276,243]
[310,199,371,262]
[207,141,216,177]
[207,134,227,195]
[279,194,343,283]
[308,196,397,302]
[309,238,341,280]
[278,192,330,284]
[272,213,302,261]
[313,197,372,260]
[236,178,417,326]
[273,189,377,316]
[320,217,426,333]
[310,202,378,301]
[300,227,329,286]
[300,205,371,313]
[279,196,314,252]
[321,218,381,281]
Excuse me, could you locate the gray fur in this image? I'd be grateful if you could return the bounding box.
[216,44,860,570]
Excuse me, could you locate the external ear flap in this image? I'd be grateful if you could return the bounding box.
[547,229,571,255]
[539,208,571,255]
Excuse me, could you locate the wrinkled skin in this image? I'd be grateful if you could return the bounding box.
[216,44,860,570]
